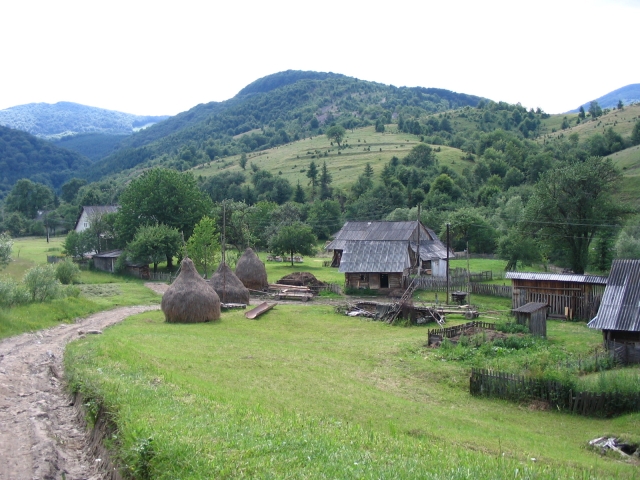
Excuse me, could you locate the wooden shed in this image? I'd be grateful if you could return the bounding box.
[506,272,606,320]
[588,259,640,364]
[512,302,548,337]
[92,250,150,279]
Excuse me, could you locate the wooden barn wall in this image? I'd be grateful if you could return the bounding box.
[514,310,547,337]
[345,272,403,289]
[511,280,604,319]
[94,257,115,273]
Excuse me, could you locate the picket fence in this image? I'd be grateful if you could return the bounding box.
[413,277,512,298]
[470,368,640,417]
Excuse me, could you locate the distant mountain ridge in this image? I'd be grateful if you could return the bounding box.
[569,84,640,113]
[0,101,169,139]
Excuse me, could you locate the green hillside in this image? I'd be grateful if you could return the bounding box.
[0,125,91,198]
[83,70,485,181]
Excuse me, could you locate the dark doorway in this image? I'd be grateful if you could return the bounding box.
[380,274,389,288]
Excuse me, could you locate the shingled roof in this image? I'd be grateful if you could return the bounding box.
[588,259,640,332]
[338,241,411,273]
[326,221,434,250]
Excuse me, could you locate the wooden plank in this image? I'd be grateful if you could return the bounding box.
[244,302,276,319]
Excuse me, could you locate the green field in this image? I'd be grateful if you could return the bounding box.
[191,126,472,189]
[65,305,640,479]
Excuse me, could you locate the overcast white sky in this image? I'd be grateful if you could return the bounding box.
[1,0,638,116]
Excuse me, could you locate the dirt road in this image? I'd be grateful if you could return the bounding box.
[0,304,160,480]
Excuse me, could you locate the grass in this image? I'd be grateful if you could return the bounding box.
[0,236,164,339]
[190,126,472,189]
[65,304,640,478]
[257,250,344,285]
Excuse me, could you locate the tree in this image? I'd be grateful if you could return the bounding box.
[186,216,220,278]
[126,224,182,273]
[444,208,497,253]
[293,181,306,203]
[497,229,541,271]
[326,125,346,147]
[588,100,602,119]
[62,230,94,259]
[116,168,212,267]
[306,161,318,195]
[0,232,12,269]
[403,143,435,168]
[60,178,87,204]
[307,200,342,240]
[319,161,333,200]
[631,120,640,146]
[525,157,628,273]
[4,179,55,218]
[269,222,317,266]
[578,106,586,120]
[239,152,248,170]
[617,99,624,110]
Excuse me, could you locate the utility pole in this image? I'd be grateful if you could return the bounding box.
[416,205,421,275]
[446,223,450,305]
[222,201,227,303]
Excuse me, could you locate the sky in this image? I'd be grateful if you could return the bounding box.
[1,0,638,117]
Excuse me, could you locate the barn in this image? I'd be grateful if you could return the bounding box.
[326,221,452,291]
[92,250,150,279]
[588,259,640,364]
[506,272,606,320]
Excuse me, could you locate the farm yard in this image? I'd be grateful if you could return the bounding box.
[2,236,640,478]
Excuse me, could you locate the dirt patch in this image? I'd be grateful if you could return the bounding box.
[276,272,326,288]
[144,281,170,295]
[0,304,160,479]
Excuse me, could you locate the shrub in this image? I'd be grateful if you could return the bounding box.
[496,322,528,334]
[55,258,81,285]
[0,277,30,307]
[23,264,62,302]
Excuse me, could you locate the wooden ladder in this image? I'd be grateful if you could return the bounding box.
[387,278,419,325]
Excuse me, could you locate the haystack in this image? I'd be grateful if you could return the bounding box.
[235,247,268,291]
[209,262,250,304]
[161,257,220,323]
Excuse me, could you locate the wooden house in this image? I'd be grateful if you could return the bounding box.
[506,272,606,320]
[588,259,640,364]
[93,250,150,279]
[74,205,119,232]
[326,221,452,290]
[512,302,548,337]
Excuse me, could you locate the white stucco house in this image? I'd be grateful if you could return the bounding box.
[74,206,119,232]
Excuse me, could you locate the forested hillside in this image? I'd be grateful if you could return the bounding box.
[0,126,91,197]
[0,102,168,139]
[82,71,485,180]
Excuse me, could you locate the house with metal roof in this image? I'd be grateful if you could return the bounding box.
[326,221,452,290]
[506,271,607,320]
[588,259,640,363]
[74,205,119,232]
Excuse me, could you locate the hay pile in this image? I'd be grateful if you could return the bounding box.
[209,263,250,304]
[276,272,326,288]
[161,257,221,323]
[235,248,268,291]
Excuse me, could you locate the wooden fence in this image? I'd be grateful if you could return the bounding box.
[428,321,495,344]
[606,341,640,365]
[413,277,512,298]
[470,368,640,417]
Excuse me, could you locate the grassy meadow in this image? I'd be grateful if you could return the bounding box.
[191,126,473,189]
[65,305,640,479]
[0,236,161,339]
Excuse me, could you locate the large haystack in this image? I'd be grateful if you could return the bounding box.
[235,248,268,291]
[161,257,221,323]
[209,262,250,304]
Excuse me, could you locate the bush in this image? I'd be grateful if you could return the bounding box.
[496,322,529,334]
[0,277,30,307]
[23,264,62,302]
[55,258,81,284]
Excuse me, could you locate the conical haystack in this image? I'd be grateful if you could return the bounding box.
[161,257,221,323]
[209,262,250,304]
[235,247,268,291]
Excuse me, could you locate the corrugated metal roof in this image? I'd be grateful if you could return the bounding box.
[409,241,452,260]
[588,259,640,332]
[326,221,437,250]
[513,302,548,313]
[338,241,411,273]
[83,205,119,216]
[92,249,123,259]
[505,272,608,285]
